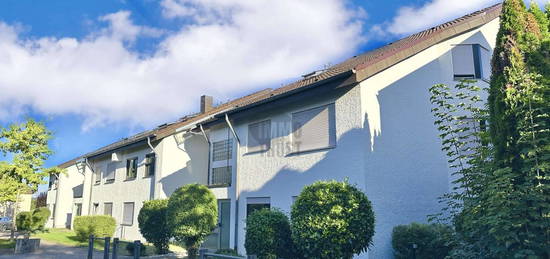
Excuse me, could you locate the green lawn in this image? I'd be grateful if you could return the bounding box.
[33,228,159,256]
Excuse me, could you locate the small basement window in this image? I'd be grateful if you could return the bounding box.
[451,44,490,80]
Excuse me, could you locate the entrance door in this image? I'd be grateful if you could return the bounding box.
[218,200,231,249]
[202,199,231,250]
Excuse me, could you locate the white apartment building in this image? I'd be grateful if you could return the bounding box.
[46,4,501,258]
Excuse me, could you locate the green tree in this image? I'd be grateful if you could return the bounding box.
[0,119,62,202]
[138,199,171,254]
[166,184,217,259]
[429,1,550,257]
[16,207,50,238]
[291,180,375,259]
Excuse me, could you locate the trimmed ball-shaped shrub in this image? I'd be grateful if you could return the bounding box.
[74,215,116,241]
[291,180,375,259]
[391,222,455,259]
[138,199,170,254]
[167,184,217,259]
[245,208,294,259]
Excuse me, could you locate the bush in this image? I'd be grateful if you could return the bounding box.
[73,215,116,241]
[138,199,170,254]
[291,180,375,259]
[15,212,33,232]
[245,208,294,259]
[31,207,50,232]
[391,223,455,259]
[167,184,217,259]
[126,242,147,256]
[16,207,50,236]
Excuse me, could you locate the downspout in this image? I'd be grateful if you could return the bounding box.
[147,136,158,200]
[52,173,61,228]
[200,124,212,186]
[224,114,240,251]
[84,158,95,215]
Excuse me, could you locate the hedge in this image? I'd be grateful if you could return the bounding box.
[391,223,455,259]
[74,215,116,241]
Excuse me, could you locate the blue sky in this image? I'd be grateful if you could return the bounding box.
[4,0,544,193]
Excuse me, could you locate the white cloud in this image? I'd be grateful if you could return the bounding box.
[0,1,363,130]
[381,0,549,36]
[386,0,500,36]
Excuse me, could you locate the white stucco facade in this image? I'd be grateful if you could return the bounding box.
[47,14,499,259]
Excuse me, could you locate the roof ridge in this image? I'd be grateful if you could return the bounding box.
[56,3,502,168]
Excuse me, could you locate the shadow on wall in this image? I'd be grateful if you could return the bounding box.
[236,30,494,258]
[159,135,209,197]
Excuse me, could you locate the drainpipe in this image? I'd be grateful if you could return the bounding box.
[84,158,95,215]
[224,114,240,251]
[199,125,212,187]
[52,173,61,228]
[147,136,158,200]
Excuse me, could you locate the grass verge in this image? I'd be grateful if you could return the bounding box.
[33,228,159,256]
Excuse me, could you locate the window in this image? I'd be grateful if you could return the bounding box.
[211,166,232,186]
[451,44,490,80]
[48,174,58,190]
[246,197,270,217]
[94,165,102,185]
[105,162,117,183]
[122,202,134,225]
[291,104,336,153]
[126,158,138,180]
[104,203,113,216]
[248,120,271,153]
[75,203,82,216]
[213,139,233,161]
[144,153,156,177]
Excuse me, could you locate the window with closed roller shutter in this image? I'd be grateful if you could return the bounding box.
[122,202,134,225]
[248,120,271,153]
[291,104,336,153]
